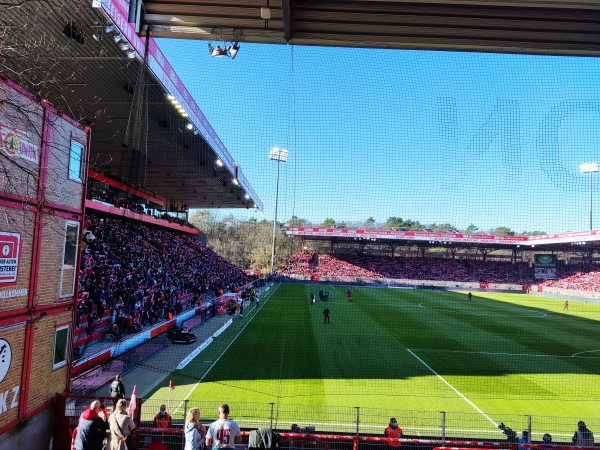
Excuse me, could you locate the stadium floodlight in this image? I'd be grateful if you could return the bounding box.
[228,42,240,59]
[209,43,228,57]
[269,147,289,162]
[208,28,241,59]
[269,147,288,274]
[580,162,599,230]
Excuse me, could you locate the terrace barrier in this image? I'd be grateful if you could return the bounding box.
[137,398,598,445]
[55,394,599,450]
[134,429,599,450]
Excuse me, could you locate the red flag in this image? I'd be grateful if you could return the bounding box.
[169,380,174,390]
[127,386,137,417]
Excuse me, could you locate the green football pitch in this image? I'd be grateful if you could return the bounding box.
[150,283,600,432]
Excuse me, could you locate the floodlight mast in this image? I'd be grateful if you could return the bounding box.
[580,162,599,231]
[269,148,288,274]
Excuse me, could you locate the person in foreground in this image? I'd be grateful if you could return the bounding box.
[205,404,242,449]
[109,398,136,450]
[74,400,107,450]
[184,407,206,450]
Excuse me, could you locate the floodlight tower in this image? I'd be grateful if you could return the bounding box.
[269,147,288,274]
[580,162,599,230]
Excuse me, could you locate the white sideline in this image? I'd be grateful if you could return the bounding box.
[571,349,600,357]
[407,349,497,427]
[172,284,281,415]
[410,348,558,358]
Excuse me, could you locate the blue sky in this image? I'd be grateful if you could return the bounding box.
[156,40,600,234]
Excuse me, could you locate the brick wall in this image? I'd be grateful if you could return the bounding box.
[0,80,43,200]
[0,323,26,429]
[45,114,86,210]
[27,311,72,412]
[0,208,34,313]
[37,215,74,305]
[0,78,86,440]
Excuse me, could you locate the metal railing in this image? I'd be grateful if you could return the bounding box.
[138,398,596,444]
[57,394,597,450]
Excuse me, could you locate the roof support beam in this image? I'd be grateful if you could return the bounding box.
[281,0,292,42]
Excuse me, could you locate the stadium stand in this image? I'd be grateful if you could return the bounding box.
[87,188,198,230]
[280,253,534,285]
[73,215,250,354]
[541,267,600,291]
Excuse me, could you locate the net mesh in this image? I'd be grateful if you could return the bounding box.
[153,42,600,233]
[77,42,600,432]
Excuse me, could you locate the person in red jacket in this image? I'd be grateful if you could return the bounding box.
[385,418,403,447]
[71,427,78,450]
[74,401,107,450]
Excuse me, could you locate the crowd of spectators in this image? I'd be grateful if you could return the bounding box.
[157,213,197,229]
[76,215,249,349]
[87,188,197,230]
[87,188,145,214]
[282,252,600,293]
[280,252,534,284]
[540,266,600,291]
[467,260,531,285]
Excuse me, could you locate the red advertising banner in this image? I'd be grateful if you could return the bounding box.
[285,227,600,247]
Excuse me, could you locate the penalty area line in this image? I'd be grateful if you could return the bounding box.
[407,349,497,427]
[571,349,600,357]
[172,284,281,415]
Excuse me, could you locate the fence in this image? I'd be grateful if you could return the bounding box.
[134,429,598,450]
[55,394,598,450]
[138,398,596,444]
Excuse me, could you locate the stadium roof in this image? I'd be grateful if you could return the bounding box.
[141,0,600,57]
[286,227,600,252]
[0,0,263,211]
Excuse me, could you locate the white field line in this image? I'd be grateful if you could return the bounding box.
[172,284,280,415]
[417,303,547,318]
[407,349,497,427]
[409,349,559,358]
[571,349,600,357]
